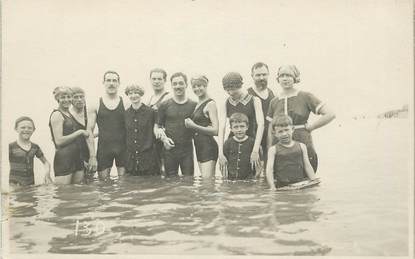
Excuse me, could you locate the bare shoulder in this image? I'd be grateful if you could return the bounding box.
[50,110,64,123]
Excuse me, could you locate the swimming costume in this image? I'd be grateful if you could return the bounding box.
[49,110,83,176]
[9,141,44,186]
[164,143,194,176]
[226,94,256,138]
[190,98,218,163]
[96,97,126,171]
[223,136,255,180]
[71,106,89,164]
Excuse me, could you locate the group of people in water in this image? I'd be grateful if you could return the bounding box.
[8,62,336,191]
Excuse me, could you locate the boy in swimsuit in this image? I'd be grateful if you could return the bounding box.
[265,115,316,190]
[124,84,159,175]
[7,117,52,191]
[222,113,260,180]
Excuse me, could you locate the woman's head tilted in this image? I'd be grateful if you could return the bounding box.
[222,72,243,99]
[277,65,300,89]
[53,87,73,109]
[191,75,209,97]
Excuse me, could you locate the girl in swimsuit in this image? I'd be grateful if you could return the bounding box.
[184,75,219,178]
[49,87,89,184]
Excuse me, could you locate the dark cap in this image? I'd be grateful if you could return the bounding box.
[222,72,243,89]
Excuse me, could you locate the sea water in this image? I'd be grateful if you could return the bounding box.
[2,118,411,255]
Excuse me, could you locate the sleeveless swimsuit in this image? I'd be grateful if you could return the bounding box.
[273,141,307,187]
[96,97,126,171]
[49,110,83,176]
[226,94,257,138]
[71,106,89,164]
[190,98,218,162]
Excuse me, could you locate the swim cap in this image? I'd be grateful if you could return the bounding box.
[277,65,300,83]
[191,75,209,86]
[222,72,243,89]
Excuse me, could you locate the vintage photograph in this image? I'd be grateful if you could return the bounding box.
[1,0,413,258]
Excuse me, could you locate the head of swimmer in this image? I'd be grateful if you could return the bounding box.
[170,72,188,97]
[103,71,120,95]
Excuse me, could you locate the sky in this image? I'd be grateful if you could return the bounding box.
[1,0,413,154]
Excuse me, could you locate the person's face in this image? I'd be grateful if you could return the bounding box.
[15,120,35,141]
[171,76,187,97]
[191,82,207,97]
[72,92,85,110]
[230,121,248,140]
[252,66,269,90]
[278,73,295,89]
[150,72,166,92]
[274,125,293,144]
[58,93,72,110]
[225,87,242,100]
[103,73,120,94]
[127,90,142,104]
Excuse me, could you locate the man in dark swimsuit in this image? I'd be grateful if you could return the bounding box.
[156,72,197,177]
[86,71,127,180]
[247,62,275,165]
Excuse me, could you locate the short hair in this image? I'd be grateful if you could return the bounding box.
[251,62,269,74]
[272,115,293,128]
[125,84,145,96]
[191,75,209,86]
[15,116,35,130]
[103,71,120,83]
[150,68,167,80]
[170,72,188,85]
[229,113,249,127]
[53,86,73,102]
[70,87,85,95]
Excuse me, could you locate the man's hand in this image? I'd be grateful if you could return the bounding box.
[250,151,261,170]
[88,156,98,172]
[163,137,175,150]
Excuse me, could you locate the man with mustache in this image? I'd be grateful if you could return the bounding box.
[247,62,275,165]
[86,71,127,181]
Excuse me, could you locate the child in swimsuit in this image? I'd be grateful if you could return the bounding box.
[223,113,260,180]
[8,116,52,190]
[265,115,316,190]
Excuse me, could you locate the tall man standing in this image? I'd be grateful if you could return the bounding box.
[156,72,197,177]
[247,62,275,163]
[87,71,127,180]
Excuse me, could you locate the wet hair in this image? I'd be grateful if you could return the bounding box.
[125,84,145,96]
[15,116,35,130]
[191,75,209,86]
[71,87,85,95]
[150,68,167,80]
[170,72,188,85]
[229,113,249,127]
[53,86,73,102]
[103,71,120,83]
[271,115,293,129]
[251,62,269,74]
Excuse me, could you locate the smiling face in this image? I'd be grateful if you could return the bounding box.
[230,121,248,140]
[191,82,207,98]
[277,73,295,89]
[15,120,35,141]
[273,125,294,144]
[103,72,120,95]
[127,89,142,104]
[57,93,72,110]
[171,76,187,97]
[252,66,269,90]
[150,71,166,92]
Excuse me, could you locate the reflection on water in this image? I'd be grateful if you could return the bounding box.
[6,176,331,255]
[4,119,410,255]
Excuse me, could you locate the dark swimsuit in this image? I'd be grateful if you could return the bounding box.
[226,94,257,138]
[273,141,307,187]
[96,97,126,171]
[49,110,83,176]
[190,99,218,163]
[71,106,89,164]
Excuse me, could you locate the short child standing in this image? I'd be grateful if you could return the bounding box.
[8,117,52,188]
[223,113,260,180]
[124,85,159,175]
[266,115,316,190]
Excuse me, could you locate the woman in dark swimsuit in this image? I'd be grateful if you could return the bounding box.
[184,75,219,178]
[49,87,89,184]
[69,87,91,180]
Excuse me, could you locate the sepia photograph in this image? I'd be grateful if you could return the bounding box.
[1,0,413,258]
